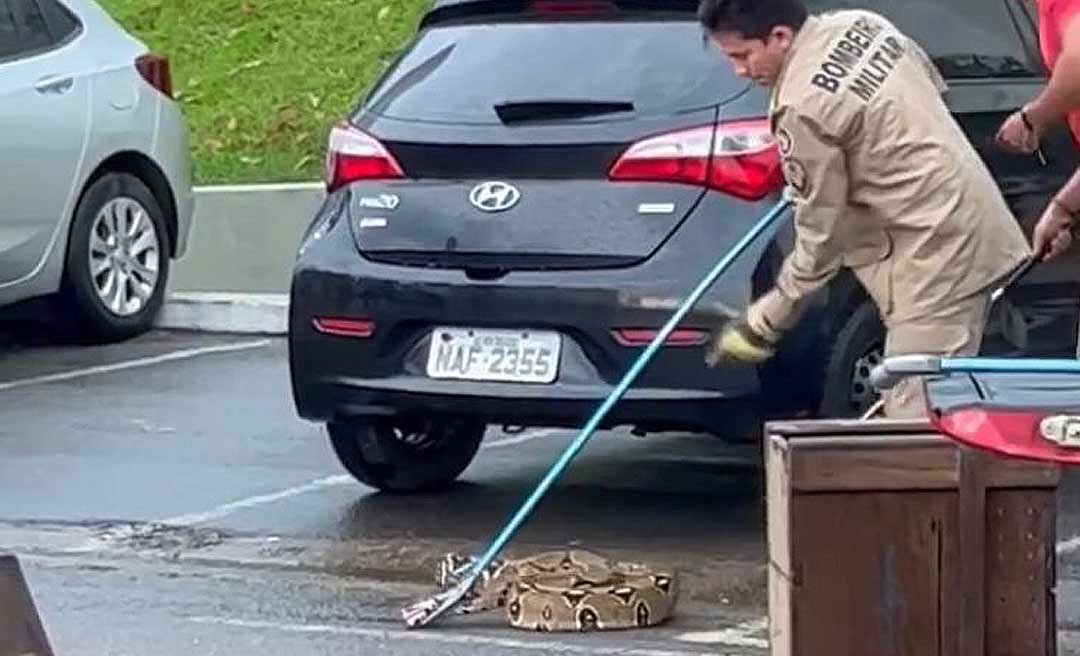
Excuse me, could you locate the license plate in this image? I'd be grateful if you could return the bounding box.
[426,327,561,384]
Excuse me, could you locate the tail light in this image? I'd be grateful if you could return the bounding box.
[135,54,173,99]
[930,407,1080,464]
[312,317,376,338]
[611,328,709,347]
[608,119,783,200]
[324,122,405,192]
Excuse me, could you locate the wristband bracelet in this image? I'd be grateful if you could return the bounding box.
[1020,107,1049,165]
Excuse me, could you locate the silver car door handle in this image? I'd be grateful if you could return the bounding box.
[34,75,74,94]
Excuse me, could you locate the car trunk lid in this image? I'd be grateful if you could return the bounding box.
[332,3,781,268]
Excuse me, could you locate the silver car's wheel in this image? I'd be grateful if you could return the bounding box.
[64,172,171,342]
[89,197,161,317]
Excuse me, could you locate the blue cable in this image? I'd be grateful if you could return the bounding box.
[942,357,1080,375]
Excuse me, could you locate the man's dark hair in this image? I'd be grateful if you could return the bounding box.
[697,0,808,40]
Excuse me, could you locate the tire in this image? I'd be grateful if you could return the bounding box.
[62,173,171,342]
[818,301,886,418]
[327,416,486,493]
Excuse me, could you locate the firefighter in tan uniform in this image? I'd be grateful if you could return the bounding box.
[697,0,1032,417]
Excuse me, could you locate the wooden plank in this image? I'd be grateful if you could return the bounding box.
[780,435,949,451]
[789,444,958,492]
[765,418,932,437]
[766,436,793,575]
[1049,492,1059,656]
[790,492,950,655]
[938,491,962,656]
[979,455,1061,490]
[765,435,793,656]
[782,435,1059,491]
[985,489,1057,656]
[956,448,987,656]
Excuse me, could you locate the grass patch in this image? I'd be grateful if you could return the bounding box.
[98,0,429,184]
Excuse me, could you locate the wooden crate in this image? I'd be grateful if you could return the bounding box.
[765,418,1061,656]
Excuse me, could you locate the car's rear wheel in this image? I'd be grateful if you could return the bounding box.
[63,173,170,342]
[327,416,485,493]
[818,301,885,418]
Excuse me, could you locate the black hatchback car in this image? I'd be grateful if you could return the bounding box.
[289,0,1080,492]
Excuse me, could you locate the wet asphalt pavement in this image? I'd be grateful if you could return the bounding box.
[0,330,768,655]
[1,329,1079,654]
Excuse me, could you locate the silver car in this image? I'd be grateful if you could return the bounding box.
[0,0,194,340]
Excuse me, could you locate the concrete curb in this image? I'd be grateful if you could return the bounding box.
[192,181,323,194]
[159,181,323,335]
[168,182,324,298]
[157,292,289,335]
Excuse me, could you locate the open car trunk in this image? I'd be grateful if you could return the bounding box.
[926,371,1080,464]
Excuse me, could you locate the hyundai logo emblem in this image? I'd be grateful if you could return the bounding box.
[469,181,521,213]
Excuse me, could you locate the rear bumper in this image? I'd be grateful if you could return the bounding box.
[294,375,762,436]
[287,260,765,436]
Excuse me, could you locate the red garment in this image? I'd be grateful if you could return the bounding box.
[1038,0,1080,144]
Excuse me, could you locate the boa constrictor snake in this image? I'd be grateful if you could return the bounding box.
[434,549,679,632]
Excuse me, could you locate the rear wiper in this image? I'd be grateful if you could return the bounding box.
[934,53,1031,78]
[494,100,635,124]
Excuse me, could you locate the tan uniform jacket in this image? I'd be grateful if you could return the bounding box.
[747,10,1032,341]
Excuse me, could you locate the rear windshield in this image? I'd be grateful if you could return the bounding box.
[360,19,742,124]
[806,0,1040,79]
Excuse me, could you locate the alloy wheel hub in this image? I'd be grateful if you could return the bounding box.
[89,197,160,317]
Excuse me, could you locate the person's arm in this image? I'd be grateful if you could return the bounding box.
[1032,167,1080,261]
[1026,6,1080,131]
[706,105,852,366]
[1056,165,1080,211]
[746,109,850,343]
[999,3,1080,152]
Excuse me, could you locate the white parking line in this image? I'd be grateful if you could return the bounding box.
[676,618,769,649]
[482,428,563,450]
[194,181,324,193]
[0,339,271,392]
[158,428,561,527]
[188,616,728,656]
[159,475,355,526]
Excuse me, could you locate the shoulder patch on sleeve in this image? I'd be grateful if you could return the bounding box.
[781,158,808,196]
[776,127,793,157]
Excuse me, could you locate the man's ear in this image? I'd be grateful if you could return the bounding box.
[770,25,796,49]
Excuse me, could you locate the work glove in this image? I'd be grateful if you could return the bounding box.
[705,318,778,367]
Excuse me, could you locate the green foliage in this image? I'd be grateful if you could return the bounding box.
[100,0,427,183]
